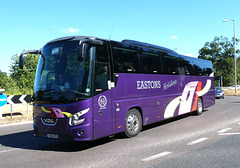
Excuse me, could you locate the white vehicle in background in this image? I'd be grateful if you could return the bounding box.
[229,85,240,90]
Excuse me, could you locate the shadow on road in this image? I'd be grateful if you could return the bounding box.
[141,110,204,132]
[0,110,207,152]
[0,130,115,152]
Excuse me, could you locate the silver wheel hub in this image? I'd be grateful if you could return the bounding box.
[127,114,139,132]
[198,101,203,113]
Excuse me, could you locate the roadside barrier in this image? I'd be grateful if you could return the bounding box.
[7,95,31,104]
[3,95,32,119]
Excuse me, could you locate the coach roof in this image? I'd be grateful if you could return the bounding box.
[122,39,178,55]
[46,36,178,55]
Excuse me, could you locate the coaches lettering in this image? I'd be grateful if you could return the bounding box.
[137,81,161,90]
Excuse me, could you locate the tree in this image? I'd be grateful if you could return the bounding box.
[0,71,8,90]
[10,53,39,95]
[238,57,240,83]
[0,70,21,95]
[198,36,239,86]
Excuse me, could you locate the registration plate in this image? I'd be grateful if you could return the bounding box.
[46,134,59,139]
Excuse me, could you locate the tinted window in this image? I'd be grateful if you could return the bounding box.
[179,57,190,75]
[34,41,93,104]
[112,42,141,73]
[142,48,162,74]
[95,42,109,62]
[202,60,213,76]
[180,55,213,76]
[192,59,203,76]
[94,63,109,95]
[162,53,179,75]
[94,43,110,95]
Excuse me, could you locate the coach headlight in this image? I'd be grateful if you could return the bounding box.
[69,108,90,126]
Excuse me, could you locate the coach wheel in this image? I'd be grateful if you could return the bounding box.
[195,98,203,115]
[125,109,142,138]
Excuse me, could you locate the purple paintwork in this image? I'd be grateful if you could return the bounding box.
[112,73,215,134]
[33,99,93,141]
[33,73,215,141]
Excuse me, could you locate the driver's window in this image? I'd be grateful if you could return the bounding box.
[94,43,110,95]
[94,63,109,95]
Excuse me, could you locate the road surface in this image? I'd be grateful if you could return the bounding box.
[0,96,240,168]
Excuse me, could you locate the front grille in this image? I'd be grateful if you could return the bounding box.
[41,118,57,126]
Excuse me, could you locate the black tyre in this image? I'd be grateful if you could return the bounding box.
[195,98,203,115]
[125,109,142,138]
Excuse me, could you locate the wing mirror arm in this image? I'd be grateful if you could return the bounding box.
[77,39,103,61]
[19,50,41,69]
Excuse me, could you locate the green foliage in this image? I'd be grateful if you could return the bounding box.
[199,36,239,86]
[0,71,8,88]
[0,70,21,95]
[10,53,39,95]
[0,53,39,95]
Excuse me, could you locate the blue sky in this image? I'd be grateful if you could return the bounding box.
[1,0,239,74]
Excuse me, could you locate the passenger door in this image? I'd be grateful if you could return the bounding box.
[93,44,113,139]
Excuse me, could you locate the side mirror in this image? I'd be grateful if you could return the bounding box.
[19,53,27,69]
[77,39,103,61]
[19,50,41,69]
[78,43,89,61]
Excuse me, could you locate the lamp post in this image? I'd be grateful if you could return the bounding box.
[223,19,237,94]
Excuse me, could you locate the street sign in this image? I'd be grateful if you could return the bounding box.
[0,93,7,107]
[7,95,31,104]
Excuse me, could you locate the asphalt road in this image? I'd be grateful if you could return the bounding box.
[0,96,240,168]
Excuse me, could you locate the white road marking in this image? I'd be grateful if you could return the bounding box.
[0,146,31,154]
[0,148,19,153]
[218,132,240,136]
[0,121,33,127]
[217,128,232,133]
[142,151,172,161]
[238,123,240,125]
[187,137,208,145]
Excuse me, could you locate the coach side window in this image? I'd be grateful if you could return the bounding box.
[112,43,141,73]
[202,61,213,76]
[95,42,109,62]
[142,48,162,74]
[162,53,179,75]
[192,59,204,76]
[179,56,191,75]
